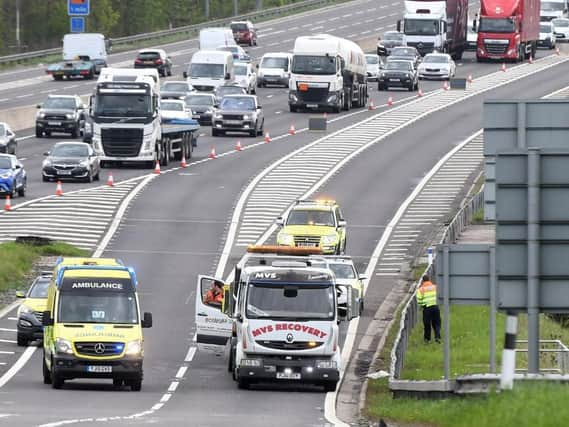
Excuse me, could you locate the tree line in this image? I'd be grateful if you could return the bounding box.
[0,0,301,55]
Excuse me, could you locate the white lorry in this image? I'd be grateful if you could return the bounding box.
[288,34,367,113]
[90,69,199,168]
[195,246,360,391]
[183,50,235,92]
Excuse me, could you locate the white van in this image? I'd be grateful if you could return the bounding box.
[62,33,109,72]
[199,28,237,50]
[97,67,160,91]
[183,50,234,92]
[256,52,293,87]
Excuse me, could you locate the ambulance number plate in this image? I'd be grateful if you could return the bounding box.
[276,371,301,380]
[87,365,112,373]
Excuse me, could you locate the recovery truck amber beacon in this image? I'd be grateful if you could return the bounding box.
[41,258,153,391]
[195,245,361,391]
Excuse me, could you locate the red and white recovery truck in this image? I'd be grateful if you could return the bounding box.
[195,246,361,391]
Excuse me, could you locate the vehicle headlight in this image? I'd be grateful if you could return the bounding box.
[0,172,11,179]
[240,358,262,367]
[55,338,74,354]
[125,339,142,355]
[243,114,250,120]
[321,234,338,245]
[37,112,46,119]
[42,159,52,168]
[315,360,337,369]
[17,304,32,316]
[277,232,295,246]
[214,112,222,119]
[289,93,298,102]
[327,94,337,103]
[79,160,89,167]
[65,113,75,119]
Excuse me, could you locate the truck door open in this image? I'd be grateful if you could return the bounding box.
[195,275,232,347]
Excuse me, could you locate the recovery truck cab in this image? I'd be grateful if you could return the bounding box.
[42,258,153,391]
[288,34,367,113]
[195,246,361,391]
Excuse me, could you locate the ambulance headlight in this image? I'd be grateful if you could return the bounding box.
[321,234,338,245]
[240,359,262,367]
[315,360,337,369]
[126,339,142,355]
[55,338,74,354]
[277,232,294,246]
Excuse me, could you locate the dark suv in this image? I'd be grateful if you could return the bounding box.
[35,95,86,138]
[134,49,172,77]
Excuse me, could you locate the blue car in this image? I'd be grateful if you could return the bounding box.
[0,154,26,197]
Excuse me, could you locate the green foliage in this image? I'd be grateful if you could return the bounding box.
[0,241,87,293]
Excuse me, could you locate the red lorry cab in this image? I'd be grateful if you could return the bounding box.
[476,0,540,61]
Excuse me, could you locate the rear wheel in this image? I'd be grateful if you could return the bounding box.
[17,182,26,197]
[35,127,42,138]
[17,334,27,347]
[43,354,52,384]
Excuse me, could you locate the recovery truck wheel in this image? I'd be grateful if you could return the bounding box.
[237,376,251,390]
[43,354,52,385]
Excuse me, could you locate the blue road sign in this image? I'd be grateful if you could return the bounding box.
[70,17,85,33]
[68,0,89,16]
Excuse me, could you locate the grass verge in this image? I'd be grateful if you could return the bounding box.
[0,241,87,293]
[365,305,569,426]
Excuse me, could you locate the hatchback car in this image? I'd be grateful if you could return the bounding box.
[417,53,456,80]
[216,45,251,62]
[134,49,172,77]
[230,21,258,46]
[42,141,100,182]
[212,94,264,137]
[0,122,16,155]
[160,99,191,123]
[389,46,422,68]
[234,62,257,94]
[377,31,407,55]
[161,81,194,99]
[16,272,52,346]
[185,93,216,125]
[378,60,419,91]
[0,153,26,197]
[214,84,247,104]
[35,95,86,138]
[365,54,384,81]
[539,22,557,48]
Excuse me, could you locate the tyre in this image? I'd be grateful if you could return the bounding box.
[71,125,79,138]
[289,105,297,113]
[323,381,338,392]
[251,86,256,94]
[408,83,414,92]
[17,182,26,197]
[100,160,107,168]
[93,170,100,181]
[129,378,142,392]
[167,67,172,77]
[51,363,64,389]
[257,120,264,136]
[85,170,93,183]
[42,175,49,182]
[212,128,219,137]
[35,127,42,138]
[17,333,27,347]
[43,354,52,385]
[249,128,256,137]
[237,376,250,390]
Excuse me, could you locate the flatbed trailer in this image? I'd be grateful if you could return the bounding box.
[160,119,200,165]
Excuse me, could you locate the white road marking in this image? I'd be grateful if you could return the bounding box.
[185,347,197,362]
[168,381,179,392]
[0,347,35,387]
[175,366,188,379]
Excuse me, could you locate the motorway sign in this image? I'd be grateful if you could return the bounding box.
[70,17,85,33]
[68,0,89,16]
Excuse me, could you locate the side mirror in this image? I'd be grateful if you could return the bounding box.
[338,219,347,227]
[257,105,262,109]
[16,291,25,298]
[183,71,188,78]
[36,104,42,109]
[42,310,54,326]
[346,287,360,321]
[225,72,231,80]
[142,312,153,328]
[359,274,368,281]
[397,20,402,32]
[256,64,259,69]
[275,217,284,226]
[43,152,50,156]
[14,164,21,169]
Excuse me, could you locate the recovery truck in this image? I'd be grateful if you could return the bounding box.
[46,33,110,81]
[195,246,361,391]
[288,34,367,113]
[397,0,468,59]
[475,0,539,62]
[90,69,200,168]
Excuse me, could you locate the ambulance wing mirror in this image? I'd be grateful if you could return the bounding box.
[142,312,153,328]
[346,286,360,321]
[42,311,54,327]
[275,216,285,226]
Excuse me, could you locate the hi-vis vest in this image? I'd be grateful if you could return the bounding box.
[417,281,437,307]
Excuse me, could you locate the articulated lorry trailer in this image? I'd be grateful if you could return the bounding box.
[288,34,367,113]
[475,0,540,61]
[398,0,468,59]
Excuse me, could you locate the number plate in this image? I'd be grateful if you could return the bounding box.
[306,104,318,108]
[389,78,400,82]
[224,120,242,125]
[276,372,301,380]
[87,365,112,373]
[298,242,317,247]
[48,121,61,126]
[144,61,154,64]
[58,170,72,175]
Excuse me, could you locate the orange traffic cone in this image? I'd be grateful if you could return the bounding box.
[55,181,63,196]
[443,81,449,91]
[106,172,114,187]
[418,88,423,97]
[264,132,271,143]
[368,100,376,110]
[153,161,161,174]
[209,147,216,159]
[181,155,188,168]
[556,46,560,55]
[235,140,243,151]
[467,74,473,83]
[4,195,11,211]
[387,96,393,107]
[288,124,296,135]
[501,62,507,72]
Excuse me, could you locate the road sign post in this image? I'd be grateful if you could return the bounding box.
[68,0,89,16]
[70,17,85,33]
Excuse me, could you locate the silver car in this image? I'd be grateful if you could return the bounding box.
[212,95,264,137]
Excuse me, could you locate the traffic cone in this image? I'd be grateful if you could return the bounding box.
[4,195,11,211]
[323,112,328,119]
[153,161,161,174]
[467,74,473,83]
[288,124,296,135]
[106,172,114,187]
[418,88,423,97]
[264,132,271,143]
[55,181,63,196]
[209,147,216,159]
[235,140,243,151]
[556,46,560,55]
[387,96,393,107]
[368,100,376,110]
[444,81,450,91]
[181,155,188,168]
[501,62,507,72]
